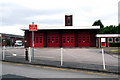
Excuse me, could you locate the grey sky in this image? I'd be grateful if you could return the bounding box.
[0,0,119,35]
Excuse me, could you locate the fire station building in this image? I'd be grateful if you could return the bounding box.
[21,15,100,48]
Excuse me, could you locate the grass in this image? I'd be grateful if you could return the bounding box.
[103,47,120,49]
[109,50,120,53]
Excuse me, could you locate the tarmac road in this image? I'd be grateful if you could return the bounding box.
[1,62,118,78]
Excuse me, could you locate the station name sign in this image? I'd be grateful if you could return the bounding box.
[29,24,37,31]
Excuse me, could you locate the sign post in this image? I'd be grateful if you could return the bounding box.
[29,22,37,61]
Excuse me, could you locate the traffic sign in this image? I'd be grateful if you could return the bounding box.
[29,24,37,31]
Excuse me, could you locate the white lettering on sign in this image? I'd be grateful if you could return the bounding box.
[29,25,37,31]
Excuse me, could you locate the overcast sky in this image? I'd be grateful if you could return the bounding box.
[0,0,119,36]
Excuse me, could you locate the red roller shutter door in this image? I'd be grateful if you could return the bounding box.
[62,32,75,47]
[77,33,90,47]
[47,32,59,47]
[30,33,44,47]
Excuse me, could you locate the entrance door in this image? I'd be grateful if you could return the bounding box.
[62,32,75,47]
[77,33,90,47]
[30,33,44,47]
[47,32,59,47]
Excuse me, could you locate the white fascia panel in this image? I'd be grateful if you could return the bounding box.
[20,26,100,31]
[96,34,120,37]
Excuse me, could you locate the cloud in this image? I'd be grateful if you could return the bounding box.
[1,3,66,26]
[0,0,119,35]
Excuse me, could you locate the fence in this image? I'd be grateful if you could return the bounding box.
[1,46,119,72]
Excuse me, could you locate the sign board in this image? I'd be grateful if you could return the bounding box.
[101,38,105,42]
[29,24,37,31]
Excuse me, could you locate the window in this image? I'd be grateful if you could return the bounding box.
[68,16,71,19]
[71,41,73,43]
[67,17,71,25]
[108,38,113,43]
[48,41,50,43]
[115,38,119,43]
[67,41,69,43]
[36,37,38,43]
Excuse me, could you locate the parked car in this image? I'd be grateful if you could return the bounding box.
[15,40,22,46]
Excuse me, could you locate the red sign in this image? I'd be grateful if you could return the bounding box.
[29,24,37,31]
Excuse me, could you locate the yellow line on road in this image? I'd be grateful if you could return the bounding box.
[2,61,119,77]
[15,64,24,66]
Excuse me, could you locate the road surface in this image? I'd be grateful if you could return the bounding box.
[1,62,118,79]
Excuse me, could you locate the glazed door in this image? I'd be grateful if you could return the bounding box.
[47,32,59,47]
[31,33,44,47]
[77,33,90,47]
[62,33,75,47]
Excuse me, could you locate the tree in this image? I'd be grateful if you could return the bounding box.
[6,39,10,46]
[92,20,104,29]
[98,25,119,34]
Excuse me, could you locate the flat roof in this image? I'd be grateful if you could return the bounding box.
[0,33,24,38]
[21,26,100,31]
[96,34,120,37]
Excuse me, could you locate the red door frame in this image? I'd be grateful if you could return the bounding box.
[77,33,90,47]
[62,31,75,47]
[30,32,44,47]
[47,31,59,47]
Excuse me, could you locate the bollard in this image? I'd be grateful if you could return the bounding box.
[61,48,63,66]
[2,46,5,60]
[102,48,106,70]
[29,47,31,63]
[25,48,28,61]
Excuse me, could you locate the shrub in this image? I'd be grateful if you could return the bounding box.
[109,43,120,47]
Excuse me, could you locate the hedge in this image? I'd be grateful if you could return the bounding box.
[109,43,120,47]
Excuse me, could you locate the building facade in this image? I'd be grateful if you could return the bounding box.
[0,33,24,46]
[96,34,120,48]
[21,15,101,48]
